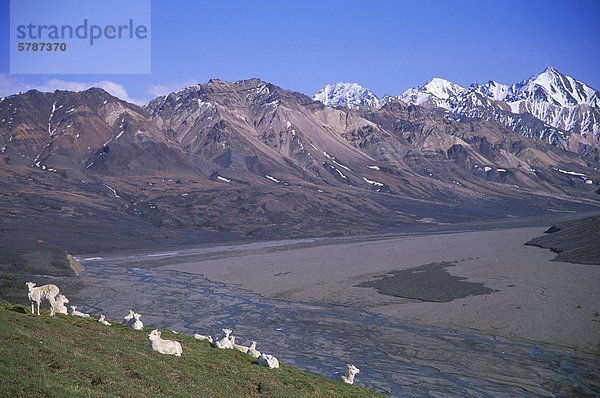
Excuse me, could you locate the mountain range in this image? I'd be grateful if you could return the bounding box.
[1,68,599,249]
[316,67,600,154]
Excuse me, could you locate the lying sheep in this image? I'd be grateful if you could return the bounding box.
[148,329,182,356]
[98,314,112,326]
[132,313,143,330]
[233,341,250,353]
[258,353,280,369]
[214,328,235,349]
[123,310,135,326]
[215,334,234,349]
[26,282,60,316]
[247,341,261,358]
[51,294,69,316]
[193,334,213,344]
[70,305,91,318]
[341,364,360,385]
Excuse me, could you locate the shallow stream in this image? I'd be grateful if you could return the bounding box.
[74,257,600,397]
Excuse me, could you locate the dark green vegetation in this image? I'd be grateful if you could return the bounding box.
[0,234,83,304]
[526,214,600,265]
[0,302,382,397]
[355,261,496,302]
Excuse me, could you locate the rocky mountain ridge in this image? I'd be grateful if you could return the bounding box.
[1,76,599,245]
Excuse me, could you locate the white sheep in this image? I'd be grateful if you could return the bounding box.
[233,341,250,353]
[98,314,112,326]
[215,335,234,349]
[258,353,280,369]
[51,294,69,315]
[26,282,59,316]
[247,341,261,358]
[123,309,135,326]
[193,334,213,344]
[341,364,360,385]
[222,328,233,338]
[70,305,91,318]
[214,328,235,349]
[132,313,143,330]
[148,329,182,356]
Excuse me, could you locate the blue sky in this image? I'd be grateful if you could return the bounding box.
[1,0,599,104]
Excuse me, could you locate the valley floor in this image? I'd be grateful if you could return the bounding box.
[74,223,600,396]
[152,226,600,354]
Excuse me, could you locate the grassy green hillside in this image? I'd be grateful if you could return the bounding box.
[0,302,383,397]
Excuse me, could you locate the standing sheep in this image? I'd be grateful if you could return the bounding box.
[148,329,182,356]
[26,282,60,316]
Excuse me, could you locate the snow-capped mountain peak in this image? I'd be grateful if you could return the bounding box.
[313,82,380,109]
[448,67,600,142]
[315,68,599,142]
[399,77,464,109]
[510,66,598,108]
[422,78,464,100]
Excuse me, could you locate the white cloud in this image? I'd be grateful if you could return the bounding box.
[0,74,34,96]
[0,75,203,105]
[0,74,147,105]
[147,80,197,98]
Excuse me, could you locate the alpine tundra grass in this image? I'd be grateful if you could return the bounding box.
[0,302,382,397]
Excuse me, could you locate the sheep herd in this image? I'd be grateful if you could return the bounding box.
[25,281,360,384]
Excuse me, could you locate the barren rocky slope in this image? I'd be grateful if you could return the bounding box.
[1,78,599,249]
